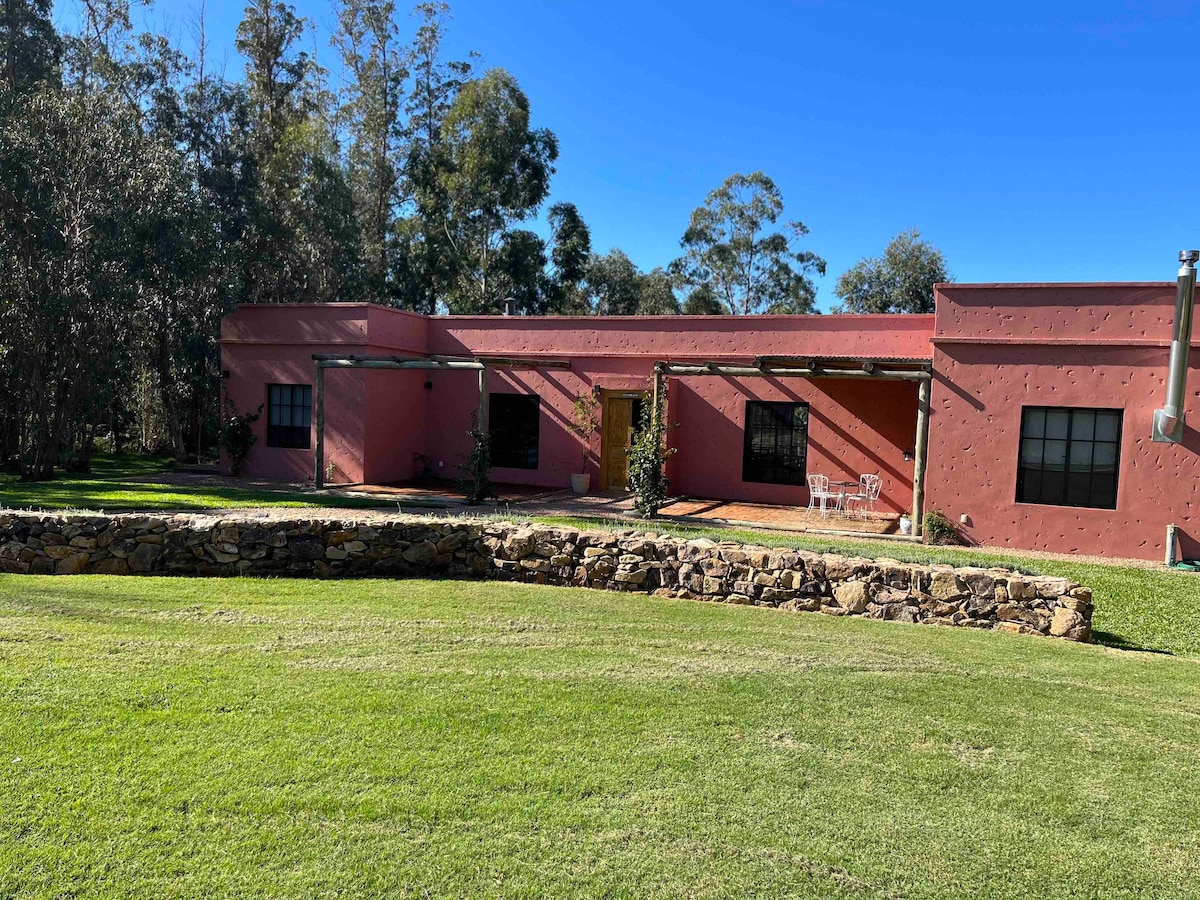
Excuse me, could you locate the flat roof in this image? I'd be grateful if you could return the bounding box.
[935,281,1174,289]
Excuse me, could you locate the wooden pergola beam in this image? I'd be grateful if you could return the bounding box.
[654,362,931,382]
[313,356,483,371]
[475,356,572,369]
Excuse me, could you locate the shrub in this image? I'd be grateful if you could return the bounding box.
[218,402,262,477]
[459,417,495,505]
[923,510,962,545]
[568,392,600,474]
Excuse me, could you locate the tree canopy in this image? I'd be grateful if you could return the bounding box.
[672,171,826,315]
[833,228,950,314]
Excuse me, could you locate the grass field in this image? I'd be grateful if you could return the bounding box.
[1,575,1198,898]
[0,455,389,512]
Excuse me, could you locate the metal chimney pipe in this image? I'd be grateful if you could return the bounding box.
[1152,249,1200,443]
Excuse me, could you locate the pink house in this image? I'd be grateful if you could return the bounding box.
[220,280,1200,562]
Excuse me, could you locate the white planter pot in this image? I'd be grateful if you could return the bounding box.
[570,473,590,495]
[898,516,913,535]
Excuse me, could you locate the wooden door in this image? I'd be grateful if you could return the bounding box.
[601,394,636,490]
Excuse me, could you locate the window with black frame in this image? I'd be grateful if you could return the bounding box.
[489,394,540,469]
[267,384,312,449]
[742,401,809,485]
[1016,406,1121,509]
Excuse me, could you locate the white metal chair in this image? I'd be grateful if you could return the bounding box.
[845,474,882,520]
[806,473,843,518]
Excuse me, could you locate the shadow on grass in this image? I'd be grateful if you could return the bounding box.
[1091,630,1173,656]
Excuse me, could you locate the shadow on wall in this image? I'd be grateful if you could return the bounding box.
[664,376,916,510]
[1176,527,1199,562]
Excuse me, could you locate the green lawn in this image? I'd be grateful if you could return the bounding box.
[0,455,390,512]
[1,575,1198,898]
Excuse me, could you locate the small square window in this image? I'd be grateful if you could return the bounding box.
[267,384,312,449]
[1016,406,1121,509]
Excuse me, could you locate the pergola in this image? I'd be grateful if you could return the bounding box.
[647,356,933,536]
[309,351,934,536]
[310,353,571,489]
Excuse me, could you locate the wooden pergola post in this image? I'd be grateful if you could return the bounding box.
[314,363,325,489]
[650,364,664,424]
[911,375,932,536]
[476,365,488,435]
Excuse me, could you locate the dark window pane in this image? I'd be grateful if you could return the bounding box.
[1040,468,1067,504]
[742,401,809,485]
[1091,474,1117,507]
[1093,442,1117,470]
[1022,408,1046,438]
[1020,438,1043,466]
[1096,412,1120,442]
[1043,439,1067,470]
[1073,411,1095,442]
[490,394,539,469]
[1065,473,1091,506]
[1018,466,1042,503]
[1069,440,1093,471]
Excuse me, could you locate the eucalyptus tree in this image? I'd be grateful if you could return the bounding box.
[0,0,60,89]
[0,88,195,477]
[583,249,640,316]
[833,227,950,314]
[681,284,725,315]
[546,201,591,314]
[673,171,826,315]
[401,1,476,311]
[491,229,549,314]
[435,67,557,312]
[236,0,361,305]
[334,0,408,304]
[636,268,681,315]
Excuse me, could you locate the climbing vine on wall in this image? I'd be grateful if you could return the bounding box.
[628,378,675,518]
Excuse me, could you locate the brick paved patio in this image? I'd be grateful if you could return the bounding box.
[330,482,904,537]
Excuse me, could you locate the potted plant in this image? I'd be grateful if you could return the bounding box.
[898,510,913,535]
[568,392,600,494]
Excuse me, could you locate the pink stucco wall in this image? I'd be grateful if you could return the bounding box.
[429,313,933,360]
[926,283,1200,561]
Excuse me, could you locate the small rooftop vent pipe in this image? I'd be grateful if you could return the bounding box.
[1152,250,1200,443]
[503,296,517,316]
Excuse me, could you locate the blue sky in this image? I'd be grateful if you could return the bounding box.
[57,1,1200,309]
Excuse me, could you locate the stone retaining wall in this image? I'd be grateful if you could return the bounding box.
[0,512,1093,641]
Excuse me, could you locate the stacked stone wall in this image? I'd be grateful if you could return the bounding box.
[0,512,1093,641]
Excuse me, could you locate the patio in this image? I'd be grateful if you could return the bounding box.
[326,481,905,537]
